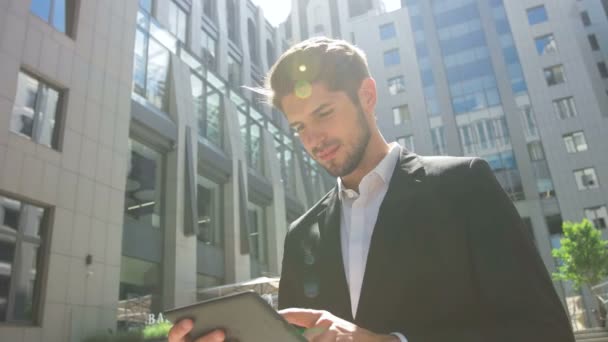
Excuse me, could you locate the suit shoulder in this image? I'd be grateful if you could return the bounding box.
[417,155,480,177]
[288,188,335,234]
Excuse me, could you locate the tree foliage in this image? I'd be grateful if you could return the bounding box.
[552,219,608,290]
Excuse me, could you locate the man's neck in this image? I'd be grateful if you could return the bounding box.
[340,137,391,192]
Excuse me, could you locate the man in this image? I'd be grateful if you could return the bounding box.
[169,38,575,341]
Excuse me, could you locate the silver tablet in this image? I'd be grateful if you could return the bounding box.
[164,291,306,342]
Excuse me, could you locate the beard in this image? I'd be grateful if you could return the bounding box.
[315,107,371,177]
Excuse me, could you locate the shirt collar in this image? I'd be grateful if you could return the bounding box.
[337,143,402,200]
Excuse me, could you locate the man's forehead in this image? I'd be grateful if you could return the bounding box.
[282,83,337,116]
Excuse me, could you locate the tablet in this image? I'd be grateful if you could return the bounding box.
[164,291,306,342]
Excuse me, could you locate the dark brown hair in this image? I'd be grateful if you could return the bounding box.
[264,37,371,111]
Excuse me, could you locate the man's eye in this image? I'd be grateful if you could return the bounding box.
[319,111,332,117]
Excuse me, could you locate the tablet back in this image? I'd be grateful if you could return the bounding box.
[164,291,306,342]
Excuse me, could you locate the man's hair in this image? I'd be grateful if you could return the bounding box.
[264,37,371,111]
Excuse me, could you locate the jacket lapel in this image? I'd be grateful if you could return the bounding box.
[355,150,426,323]
[316,188,354,321]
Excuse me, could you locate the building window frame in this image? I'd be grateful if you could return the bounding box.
[544,64,566,86]
[29,0,77,36]
[383,48,401,67]
[527,5,548,25]
[392,105,410,126]
[553,96,578,119]
[563,131,588,153]
[585,206,608,230]
[0,193,49,324]
[387,75,406,95]
[10,70,65,150]
[574,167,600,191]
[534,34,557,55]
[397,135,414,152]
[168,0,189,44]
[379,22,397,40]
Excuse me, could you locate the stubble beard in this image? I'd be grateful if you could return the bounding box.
[321,108,371,178]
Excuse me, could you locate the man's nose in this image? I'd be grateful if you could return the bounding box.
[300,126,327,150]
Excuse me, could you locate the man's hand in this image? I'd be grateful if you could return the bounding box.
[167,319,225,342]
[280,308,399,342]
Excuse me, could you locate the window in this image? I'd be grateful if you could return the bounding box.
[0,195,48,323]
[247,19,259,66]
[589,34,600,51]
[535,34,557,55]
[248,203,268,277]
[348,0,373,18]
[227,0,239,44]
[197,176,223,246]
[527,141,545,161]
[581,11,591,27]
[384,49,401,66]
[520,105,538,138]
[387,76,406,95]
[379,22,396,40]
[392,105,410,125]
[563,131,588,153]
[10,71,63,149]
[397,135,415,152]
[30,0,75,35]
[553,97,578,119]
[527,6,548,25]
[266,40,275,67]
[227,54,242,90]
[201,29,217,72]
[599,62,608,79]
[585,206,608,229]
[238,110,264,173]
[191,75,223,147]
[168,1,188,43]
[574,168,599,190]
[203,0,217,22]
[431,126,446,155]
[544,65,565,86]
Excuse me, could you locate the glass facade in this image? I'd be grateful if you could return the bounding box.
[168,1,188,43]
[197,176,223,247]
[119,139,164,330]
[191,73,223,148]
[527,6,548,25]
[0,195,47,323]
[133,5,174,112]
[248,203,268,277]
[379,22,396,40]
[10,71,62,149]
[30,0,72,34]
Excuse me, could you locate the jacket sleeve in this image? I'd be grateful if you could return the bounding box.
[278,226,300,310]
[408,158,574,342]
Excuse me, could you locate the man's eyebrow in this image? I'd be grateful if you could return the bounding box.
[311,103,331,115]
[289,103,333,129]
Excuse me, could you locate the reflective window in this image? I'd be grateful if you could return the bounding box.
[544,65,565,86]
[553,97,577,119]
[431,126,446,155]
[238,108,264,173]
[228,54,242,90]
[585,206,608,229]
[191,74,223,148]
[581,11,591,27]
[387,76,406,95]
[248,203,268,277]
[397,135,415,152]
[589,34,600,51]
[527,6,548,25]
[527,141,545,161]
[201,29,218,72]
[383,49,401,66]
[197,176,223,246]
[10,71,62,149]
[0,195,46,323]
[535,34,557,55]
[379,22,396,40]
[248,19,259,65]
[132,24,171,112]
[30,0,73,35]
[120,139,164,330]
[598,62,608,79]
[227,0,239,43]
[574,168,600,190]
[203,0,217,22]
[168,1,188,43]
[392,105,410,125]
[563,131,588,153]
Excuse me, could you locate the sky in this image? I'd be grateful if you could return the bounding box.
[251,0,402,27]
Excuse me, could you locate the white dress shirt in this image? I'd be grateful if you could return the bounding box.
[337,143,408,342]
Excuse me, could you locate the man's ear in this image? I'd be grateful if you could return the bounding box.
[357,77,377,115]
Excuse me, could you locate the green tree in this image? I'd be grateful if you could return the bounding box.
[552,219,608,290]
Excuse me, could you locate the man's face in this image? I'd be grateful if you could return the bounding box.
[282,82,371,177]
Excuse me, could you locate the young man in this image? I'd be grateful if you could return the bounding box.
[169,38,575,342]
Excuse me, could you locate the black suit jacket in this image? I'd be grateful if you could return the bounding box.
[278,150,574,341]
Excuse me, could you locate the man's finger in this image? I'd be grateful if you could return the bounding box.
[310,328,338,342]
[279,308,324,328]
[168,319,193,342]
[194,329,225,342]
